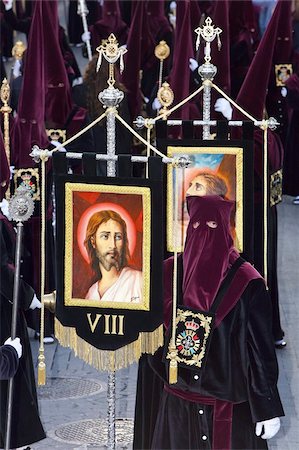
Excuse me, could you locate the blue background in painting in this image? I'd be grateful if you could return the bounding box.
[190,153,224,170]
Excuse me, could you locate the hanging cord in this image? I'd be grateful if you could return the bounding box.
[152,84,205,123]
[262,122,268,288]
[211,82,258,123]
[115,113,167,159]
[49,112,107,153]
[37,151,48,385]
[168,164,180,384]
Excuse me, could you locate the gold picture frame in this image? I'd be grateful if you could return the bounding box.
[167,146,243,252]
[64,182,151,310]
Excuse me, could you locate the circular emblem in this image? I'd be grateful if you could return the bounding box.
[154,41,170,61]
[157,82,174,109]
[176,330,200,357]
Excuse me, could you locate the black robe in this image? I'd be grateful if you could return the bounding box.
[0,215,46,448]
[133,278,284,450]
[0,345,19,380]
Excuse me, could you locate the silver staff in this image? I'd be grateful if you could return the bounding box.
[96,34,127,449]
[77,0,92,61]
[195,17,222,140]
[4,185,34,450]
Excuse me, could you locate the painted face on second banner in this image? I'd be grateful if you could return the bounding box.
[186,175,208,197]
[92,219,124,271]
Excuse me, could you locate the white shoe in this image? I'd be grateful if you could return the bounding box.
[293,196,299,205]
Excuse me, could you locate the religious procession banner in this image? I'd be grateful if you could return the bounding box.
[53,153,164,370]
[156,121,254,262]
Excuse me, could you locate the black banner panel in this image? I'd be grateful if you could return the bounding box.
[53,153,164,370]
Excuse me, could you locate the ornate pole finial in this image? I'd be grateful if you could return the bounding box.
[155,40,171,90]
[11,40,26,60]
[194,16,222,63]
[1,78,12,197]
[194,17,222,140]
[96,34,127,87]
[157,82,174,117]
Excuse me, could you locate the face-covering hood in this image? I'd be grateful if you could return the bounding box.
[182,195,237,310]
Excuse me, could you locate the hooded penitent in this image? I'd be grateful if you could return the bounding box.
[90,0,128,48]
[11,0,73,167]
[168,0,196,120]
[164,195,261,328]
[233,0,282,121]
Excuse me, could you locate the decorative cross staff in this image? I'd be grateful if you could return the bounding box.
[4,185,34,450]
[194,17,222,139]
[96,34,127,177]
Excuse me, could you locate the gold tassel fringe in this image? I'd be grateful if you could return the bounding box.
[38,352,46,385]
[54,318,164,371]
[169,359,178,384]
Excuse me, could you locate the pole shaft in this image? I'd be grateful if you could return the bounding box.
[5,222,23,450]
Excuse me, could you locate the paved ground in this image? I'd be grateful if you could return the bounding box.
[4,195,296,450]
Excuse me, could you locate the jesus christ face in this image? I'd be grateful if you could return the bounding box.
[91,219,124,272]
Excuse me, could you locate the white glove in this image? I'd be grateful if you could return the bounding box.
[12,59,22,78]
[4,337,22,358]
[170,1,176,11]
[281,87,287,97]
[2,0,13,11]
[29,294,42,310]
[81,31,91,43]
[255,417,281,440]
[189,58,199,72]
[0,198,10,219]
[214,97,233,120]
[169,13,176,28]
[72,76,83,87]
[152,97,162,111]
[50,140,66,152]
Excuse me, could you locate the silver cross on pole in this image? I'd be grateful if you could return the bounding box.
[96,34,127,177]
[194,17,222,140]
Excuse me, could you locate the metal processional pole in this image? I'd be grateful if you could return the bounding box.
[4,186,34,450]
[195,17,222,140]
[95,34,127,450]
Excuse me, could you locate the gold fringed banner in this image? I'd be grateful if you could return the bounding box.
[55,318,164,371]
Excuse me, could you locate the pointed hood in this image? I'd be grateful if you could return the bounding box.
[121,0,153,119]
[90,0,128,47]
[11,0,73,167]
[44,1,73,127]
[234,0,283,120]
[168,0,195,119]
[211,0,230,94]
[11,0,48,167]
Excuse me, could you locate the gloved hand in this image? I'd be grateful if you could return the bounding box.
[12,59,22,78]
[214,97,233,120]
[0,198,10,219]
[50,140,66,152]
[81,31,91,43]
[2,0,13,11]
[281,87,287,97]
[189,58,199,72]
[4,337,22,358]
[255,417,281,439]
[169,1,176,28]
[152,97,162,111]
[29,294,42,310]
